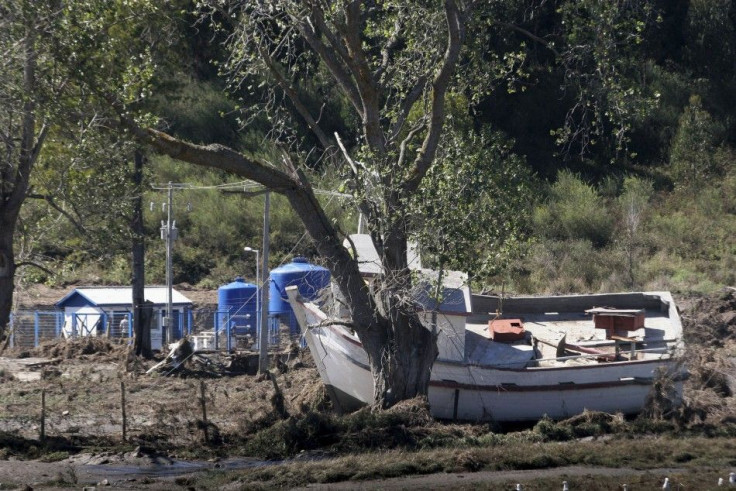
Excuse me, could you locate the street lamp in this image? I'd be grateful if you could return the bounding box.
[243,247,260,343]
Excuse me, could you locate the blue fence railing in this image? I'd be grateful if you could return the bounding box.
[8,309,302,352]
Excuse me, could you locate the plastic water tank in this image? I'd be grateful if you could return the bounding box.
[217,277,258,336]
[269,257,330,335]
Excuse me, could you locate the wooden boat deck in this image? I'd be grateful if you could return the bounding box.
[465,295,679,367]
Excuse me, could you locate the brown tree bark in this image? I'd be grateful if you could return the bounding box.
[0,234,16,343]
[131,150,150,358]
[134,300,153,358]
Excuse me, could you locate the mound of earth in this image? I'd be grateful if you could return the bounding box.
[680,288,736,346]
[28,337,130,361]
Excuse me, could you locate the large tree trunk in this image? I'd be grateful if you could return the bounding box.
[0,228,16,342]
[0,20,43,342]
[361,308,438,409]
[131,150,151,358]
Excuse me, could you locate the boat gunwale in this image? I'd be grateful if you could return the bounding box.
[308,329,685,394]
[315,322,680,374]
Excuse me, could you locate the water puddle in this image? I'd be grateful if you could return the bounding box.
[77,457,271,483]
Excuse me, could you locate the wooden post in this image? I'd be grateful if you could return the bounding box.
[199,380,208,444]
[40,388,46,443]
[121,381,127,442]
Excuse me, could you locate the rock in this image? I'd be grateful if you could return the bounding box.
[62,410,69,416]
[97,478,110,486]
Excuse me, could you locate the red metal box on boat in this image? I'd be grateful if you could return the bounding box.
[488,318,526,342]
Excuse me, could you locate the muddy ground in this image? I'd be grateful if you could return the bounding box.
[1,287,735,490]
[0,335,328,489]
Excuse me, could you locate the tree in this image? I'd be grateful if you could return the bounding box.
[124,0,478,408]
[669,95,726,187]
[0,1,53,339]
[617,176,653,289]
[409,127,532,283]
[111,0,653,407]
[0,0,174,341]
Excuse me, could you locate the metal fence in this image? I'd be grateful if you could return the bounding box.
[7,309,302,351]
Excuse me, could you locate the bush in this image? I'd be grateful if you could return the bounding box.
[669,95,726,188]
[533,416,574,441]
[534,170,615,248]
[245,411,340,459]
[522,239,620,293]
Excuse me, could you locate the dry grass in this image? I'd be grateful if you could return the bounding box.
[193,435,736,489]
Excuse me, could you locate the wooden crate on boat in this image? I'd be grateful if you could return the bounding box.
[586,308,645,338]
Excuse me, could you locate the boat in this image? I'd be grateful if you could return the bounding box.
[286,273,686,422]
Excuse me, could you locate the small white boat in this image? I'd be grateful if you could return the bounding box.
[287,287,686,422]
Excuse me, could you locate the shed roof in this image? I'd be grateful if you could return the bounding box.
[56,286,193,308]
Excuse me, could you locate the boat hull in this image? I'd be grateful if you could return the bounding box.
[303,321,684,422]
[290,289,686,422]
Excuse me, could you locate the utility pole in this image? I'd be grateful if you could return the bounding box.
[156,182,178,345]
[166,183,173,344]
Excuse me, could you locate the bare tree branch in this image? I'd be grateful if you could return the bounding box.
[309,319,355,329]
[388,75,428,143]
[401,0,467,196]
[257,44,334,152]
[27,192,86,234]
[15,260,53,276]
[397,120,427,170]
[498,21,561,58]
[295,5,363,116]
[340,0,384,152]
[135,127,297,192]
[374,15,403,81]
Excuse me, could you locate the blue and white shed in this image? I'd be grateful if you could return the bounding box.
[55,286,193,350]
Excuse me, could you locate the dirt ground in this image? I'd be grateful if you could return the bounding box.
[0,459,696,490]
[0,336,326,489]
[1,286,736,490]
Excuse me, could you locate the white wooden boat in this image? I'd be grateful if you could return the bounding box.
[287,287,686,422]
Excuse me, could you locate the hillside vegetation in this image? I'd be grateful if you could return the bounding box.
[7,0,735,296]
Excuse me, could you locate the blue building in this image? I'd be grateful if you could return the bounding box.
[56,286,193,350]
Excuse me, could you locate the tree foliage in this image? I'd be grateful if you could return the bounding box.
[552,0,660,160]
[410,127,532,283]
[0,0,178,337]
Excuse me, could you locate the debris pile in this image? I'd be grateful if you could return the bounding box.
[29,337,127,360]
[146,338,195,374]
[681,288,736,346]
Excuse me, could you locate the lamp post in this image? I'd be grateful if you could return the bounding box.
[243,247,260,345]
[244,191,270,373]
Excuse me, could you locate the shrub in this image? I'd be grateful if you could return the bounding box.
[534,170,614,248]
[669,95,726,187]
[533,416,573,441]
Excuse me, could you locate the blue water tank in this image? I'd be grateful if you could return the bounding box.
[217,277,258,336]
[269,257,330,335]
